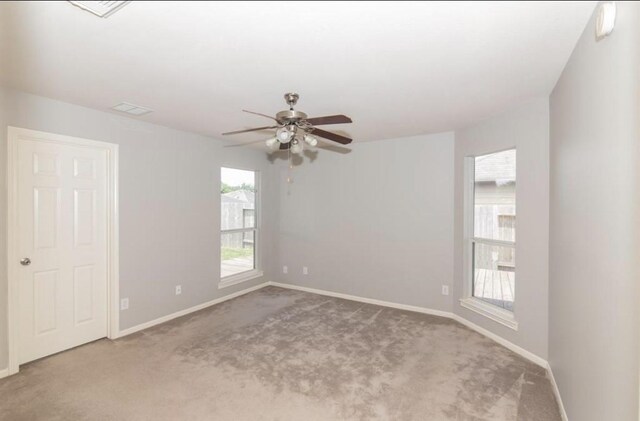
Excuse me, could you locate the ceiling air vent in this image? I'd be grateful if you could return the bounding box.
[68,1,130,18]
[111,102,153,116]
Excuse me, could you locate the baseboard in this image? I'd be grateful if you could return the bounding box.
[117,282,270,338]
[0,368,8,379]
[546,363,569,421]
[269,281,547,368]
[269,282,454,319]
[449,314,547,368]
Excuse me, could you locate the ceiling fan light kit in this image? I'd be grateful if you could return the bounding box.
[265,137,279,150]
[303,134,318,147]
[276,126,294,143]
[222,93,353,158]
[290,139,303,154]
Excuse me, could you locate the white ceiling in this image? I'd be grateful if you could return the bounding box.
[0,1,595,143]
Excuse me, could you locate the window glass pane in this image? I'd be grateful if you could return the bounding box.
[221,231,255,278]
[221,168,256,230]
[472,242,515,311]
[474,150,516,241]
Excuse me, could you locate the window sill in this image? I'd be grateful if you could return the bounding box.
[218,269,264,290]
[459,297,518,331]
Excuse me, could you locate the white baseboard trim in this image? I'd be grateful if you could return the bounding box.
[116,282,270,338]
[449,314,547,368]
[0,368,8,379]
[269,282,454,319]
[269,282,547,368]
[546,363,569,421]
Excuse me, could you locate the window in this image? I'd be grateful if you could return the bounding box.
[220,167,261,286]
[462,149,517,329]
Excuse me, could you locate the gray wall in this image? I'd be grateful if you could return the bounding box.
[0,89,8,372]
[0,87,279,370]
[549,2,640,420]
[276,132,455,312]
[453,98,550,359]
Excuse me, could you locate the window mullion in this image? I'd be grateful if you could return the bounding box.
[221,227,256,235]
[472,237,515,248]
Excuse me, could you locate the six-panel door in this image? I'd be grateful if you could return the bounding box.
[18,138,108,364]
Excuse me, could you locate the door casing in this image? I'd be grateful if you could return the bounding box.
[6,126,119,375]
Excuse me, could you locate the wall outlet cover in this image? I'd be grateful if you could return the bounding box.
[120,298,129,310]
[303,266,309,275]
[175,285,182,295]
[283,266,288,274]
[442,285,450,296]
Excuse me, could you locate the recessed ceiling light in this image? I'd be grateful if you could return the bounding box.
[111,102,153,116]
[68,1,130,18]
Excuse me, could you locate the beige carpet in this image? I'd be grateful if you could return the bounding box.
[0,286,561,420]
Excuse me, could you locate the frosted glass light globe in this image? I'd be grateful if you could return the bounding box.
[265,137,279,150]
[290,140,303,154]
[276,127,292,143]
[303,134,318,146]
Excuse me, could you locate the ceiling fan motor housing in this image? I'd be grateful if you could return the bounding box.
[275,109,308,125]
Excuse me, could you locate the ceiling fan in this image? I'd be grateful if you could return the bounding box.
[222,93,353,154]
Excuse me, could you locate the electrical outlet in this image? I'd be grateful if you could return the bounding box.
[303,266,309,275]
[175,285,182,295]
[441,285,449,296]
[283,265,288,274]
[120,298,129,310]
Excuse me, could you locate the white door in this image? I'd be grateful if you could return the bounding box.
[17,136,108,364]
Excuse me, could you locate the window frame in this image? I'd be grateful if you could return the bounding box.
[460,148,518,330]
[219,166,263,289]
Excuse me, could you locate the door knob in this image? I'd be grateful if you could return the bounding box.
[20,258,31,266]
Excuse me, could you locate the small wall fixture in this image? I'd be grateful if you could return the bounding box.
[596,2,616,39]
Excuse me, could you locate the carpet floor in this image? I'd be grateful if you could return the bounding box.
[0,286,561,420]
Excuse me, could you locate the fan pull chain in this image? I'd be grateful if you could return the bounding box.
[287,143,293,184]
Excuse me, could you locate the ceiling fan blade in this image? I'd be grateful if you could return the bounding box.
[279,142,292,150]
[311,128,352,145]
[305,115,352,126]
[242,109,278,122]
[224,139,267,148]
[222,125,278,136]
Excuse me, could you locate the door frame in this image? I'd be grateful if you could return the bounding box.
[6,126,119,375]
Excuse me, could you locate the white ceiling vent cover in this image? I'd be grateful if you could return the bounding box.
[111,102,153,116]
[68,1,130,18]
